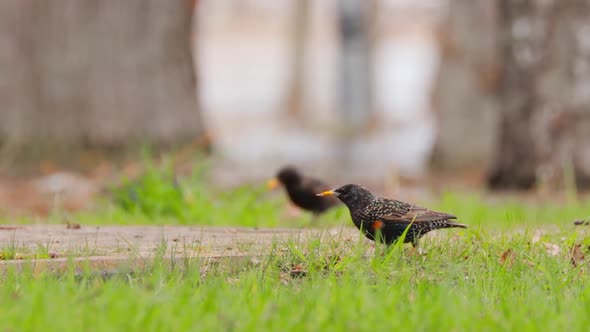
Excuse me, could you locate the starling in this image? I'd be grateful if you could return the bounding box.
[317,184,466,247]
[268,166,339,217]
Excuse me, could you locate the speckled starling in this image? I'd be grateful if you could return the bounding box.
[268,166,339,216]
[317,184,466,247]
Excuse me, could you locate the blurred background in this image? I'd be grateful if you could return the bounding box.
[1,0,589,216]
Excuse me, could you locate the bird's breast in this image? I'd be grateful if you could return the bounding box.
[350,210,372,230]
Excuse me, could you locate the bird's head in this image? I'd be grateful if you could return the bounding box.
[316,184,374,207]
[267,165,302,189]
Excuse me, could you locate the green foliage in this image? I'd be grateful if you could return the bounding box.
[95,159,590,230]
[100,159,340,227]
[110,162,185,218]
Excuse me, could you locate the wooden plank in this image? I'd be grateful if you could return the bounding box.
[0,252,260,275]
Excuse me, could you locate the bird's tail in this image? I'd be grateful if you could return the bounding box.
[444,221,468,229]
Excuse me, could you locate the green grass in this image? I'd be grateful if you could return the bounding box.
[2,162,590,330]
[1,229,590,331]
[11,160,589,230]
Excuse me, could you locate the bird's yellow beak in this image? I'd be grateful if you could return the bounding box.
[316,190,335,197]
[266,178,280,190]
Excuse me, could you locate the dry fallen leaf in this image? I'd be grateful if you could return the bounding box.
[289,264,308,278]
[569,244,585,267]
[499,248,515,267]
[544,242,561,256]
[66,222,81,230]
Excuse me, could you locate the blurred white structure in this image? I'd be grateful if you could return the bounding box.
[195,0,445,182]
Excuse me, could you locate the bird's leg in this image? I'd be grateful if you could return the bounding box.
[411,239,426,256]
[407,239,420,256]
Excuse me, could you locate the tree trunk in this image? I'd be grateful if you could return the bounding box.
[488,0,590,190]
[487,0,538,189]
[0,0,204,164]
[337,0,373,132]
[336,0,375,172]
[533,1,590,189]
[286,0,310,119]
[432,0,500,170]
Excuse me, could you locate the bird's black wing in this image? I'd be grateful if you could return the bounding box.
[373,198,457,223]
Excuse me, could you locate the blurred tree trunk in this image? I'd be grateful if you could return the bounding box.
[0,1,204,164]
[337,0,373,132]
[534,0,590,189]
[488,0,590,190]
[432,1,500,170]
[336,0,375,173]
[286,0,310,119]
[487,0,538,189]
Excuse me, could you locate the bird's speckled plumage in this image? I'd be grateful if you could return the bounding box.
[324,184,466,246]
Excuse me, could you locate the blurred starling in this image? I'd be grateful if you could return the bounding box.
[267,166,339,217]
[317,184,466,247]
